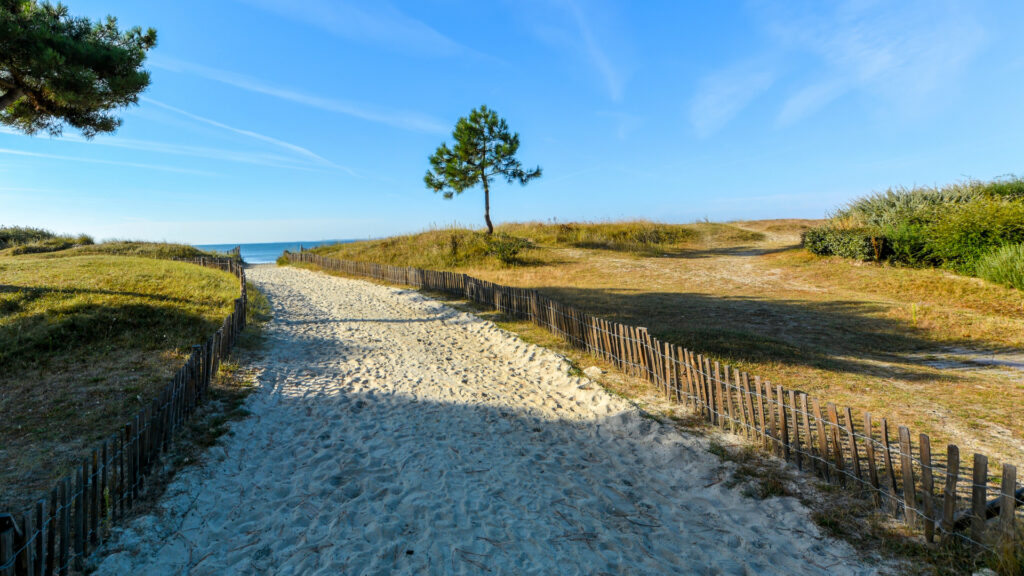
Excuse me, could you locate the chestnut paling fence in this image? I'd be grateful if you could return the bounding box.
[0,257,248,576]
[286,250,1022,554]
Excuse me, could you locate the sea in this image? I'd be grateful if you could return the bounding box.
[194,240,352,264]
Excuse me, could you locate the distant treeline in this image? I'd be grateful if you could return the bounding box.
[803,177,1024,290]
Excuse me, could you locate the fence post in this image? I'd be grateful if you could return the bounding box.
[920,434,934,542]
[898,426,917,528]
[1000,463,1018,547]
[971,454,988,550]
[940,444,959,543]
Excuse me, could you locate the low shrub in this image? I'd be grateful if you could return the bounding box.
[484,234,530,266]
[976,243,1024,290]
[801,226,882,261]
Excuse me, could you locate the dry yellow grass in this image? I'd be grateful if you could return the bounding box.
[310,219,1024,469]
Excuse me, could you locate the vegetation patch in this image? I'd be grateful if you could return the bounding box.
[0,225,93,256]
[976,242,1024,291]
[308,220,766,270]
[803,176,1024,280]
[0,253,241,511]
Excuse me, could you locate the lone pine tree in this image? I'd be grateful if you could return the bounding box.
[0,0,157,137]
[425,105,542,234]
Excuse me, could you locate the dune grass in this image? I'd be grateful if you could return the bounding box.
[0,253,242,511]
[0,225,94,256]
[296,219,1024,469]
[309,220,766,269]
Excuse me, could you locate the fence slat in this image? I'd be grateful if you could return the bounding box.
[1000,463,1017,544]
[971,454,988,550]
[843,407,861,482]
[899,426,917,528]
[863,413,881,506]
[789,390,801,470]
[881,419,899,516]
[777,385,789,460]
[940,444,959,543]
[743,373,757,441]
[827,403,845,479]
[919,434,934,542]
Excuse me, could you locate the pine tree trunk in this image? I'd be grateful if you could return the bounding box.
[482,175,493,235]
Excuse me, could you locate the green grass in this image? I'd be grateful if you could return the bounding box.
[976,243,1024,290]
[0,253,241,511]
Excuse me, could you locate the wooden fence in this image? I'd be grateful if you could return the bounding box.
[0,257,248,576]
[285,250,1022,553]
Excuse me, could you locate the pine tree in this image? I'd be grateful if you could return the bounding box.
[425,105,542,234]
[0,0,157,137]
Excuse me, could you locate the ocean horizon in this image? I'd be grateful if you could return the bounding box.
[194,240,353,264]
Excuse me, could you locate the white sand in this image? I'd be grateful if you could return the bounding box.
[94,265,880,575]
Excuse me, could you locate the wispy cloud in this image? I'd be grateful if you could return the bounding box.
[765,1,987,125]
[562,0,625,101]
[0,147,217,176]
[0,126,333,173]
[141,98,354,173]
[152,57,447,134]
[689,60,776,138]
[239,0,468,57]
[595,110,642,139]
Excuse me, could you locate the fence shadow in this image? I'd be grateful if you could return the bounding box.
[532,286,999,382]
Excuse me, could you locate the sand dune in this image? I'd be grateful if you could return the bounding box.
[94,265,879,575]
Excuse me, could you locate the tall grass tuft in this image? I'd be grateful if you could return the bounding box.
[976,243,1024,290]
[0,226,93,254]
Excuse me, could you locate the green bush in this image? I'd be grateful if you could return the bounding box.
[975,243,1024,290]
[802,226,882,261]
[485,234,530,266]
[878,221,929,266]
[924,199,1024,273]
[812,177,1024,284]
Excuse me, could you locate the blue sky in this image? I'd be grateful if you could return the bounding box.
[3,0,1023,243]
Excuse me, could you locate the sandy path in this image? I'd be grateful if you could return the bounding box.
[95,266,879,575]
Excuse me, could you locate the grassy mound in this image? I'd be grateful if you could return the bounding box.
[0,225,94,255]
[499,220,763,254]
[0,254,241,510]
[66,240,224,260]
[309,220,765,270]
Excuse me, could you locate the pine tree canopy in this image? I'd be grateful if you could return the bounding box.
[425,105,541,234]
[0,0,157,137]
